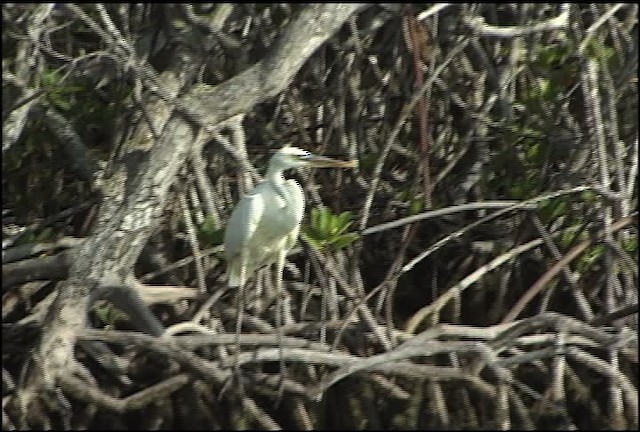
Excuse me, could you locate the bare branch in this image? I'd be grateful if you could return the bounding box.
[464,4,570,38]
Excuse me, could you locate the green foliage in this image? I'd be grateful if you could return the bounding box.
[302,207,358,251]
[529,43,580,96]
[408,195,424,216]
[93,303,128,329]
[197,215,225,247]
[489,122,552,199]
[395,188,426,215]
[537,197,569,222]
[583,38,619,67]
[576,244,606,273]
[557,224,588,249]
[40,68,86,112]
[621,236,637,254]
[580,190,597,204]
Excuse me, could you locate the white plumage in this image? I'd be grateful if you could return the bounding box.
[224,146,357,288]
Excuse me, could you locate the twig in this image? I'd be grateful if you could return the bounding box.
[400,186,595,273]
[501,215,635,323]
[58,373,189,413]
[361,201,534,236]
[406,237,544,334]
[358,36,470,231]
[464,4,570,38]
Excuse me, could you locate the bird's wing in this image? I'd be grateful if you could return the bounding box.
[224,188,265,261]
[283,179,304,251]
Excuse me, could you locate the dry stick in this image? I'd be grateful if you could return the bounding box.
[231,345,497,399]
[79,329,280,428]
[405,237,544,334]
[583,48,628,427]
[304,243,331,344]
[232,254,248,395]
[400,185,594,274]
[346,34,471,359]
[565,346,638,420]
[463,3,569,38]
[583,53,620,322]
[211,117,260,185]
[304,243,393,352]
[357,36,470,232]
[601,52,629,218]
[489,312,633,352]
[2,236,84,265]
[240,397,281,431]
[139,246,222,282]
[372,5,435,350]
[531,215,594,321]
[191,150,221,227]
[501,215,635,324]
[290,396,314,430]
[403,4,432,208]
[361,201,533,236]
[406,215,633,333]
[178,191,207,294]
[384,224,417,347]
[590,304,639,327]
[550,331,568,403]
[627,137,638,198]
[417,4,453,22]
[310,339,509,401]
[578,4,627,56]
[332,223,416,351]
[58,373,189,413]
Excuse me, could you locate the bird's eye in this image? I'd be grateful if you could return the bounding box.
[298,151,313,159]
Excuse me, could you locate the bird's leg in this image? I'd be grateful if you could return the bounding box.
[275,248,287,400]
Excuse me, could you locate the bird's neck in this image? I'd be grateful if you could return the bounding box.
[266,165,286,185]
[266,167,289,202]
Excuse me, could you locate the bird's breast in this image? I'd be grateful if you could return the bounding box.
[257,180,304,241]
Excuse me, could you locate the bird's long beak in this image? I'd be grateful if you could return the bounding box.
[306,155,358,168]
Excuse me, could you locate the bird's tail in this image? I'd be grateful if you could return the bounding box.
[227,262,244,288]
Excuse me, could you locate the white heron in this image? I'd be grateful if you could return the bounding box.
[223,146,357,382]
[224,146,357,290]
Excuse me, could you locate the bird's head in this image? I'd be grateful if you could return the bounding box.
[271,146,358,170]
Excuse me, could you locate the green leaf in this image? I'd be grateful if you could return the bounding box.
[318,207,332,236]
[301,232,325,251]
[331,211,352,236]
[199,215,218,234]
[311,207,321,232]
[93,303,127,328]
[580,190,597,204]
[303,207,358,252]
[409,197,424,216]
[550,200,568,219]
[577,244,606,272]
[198,216,225,246]
[51,97,72,111]
[329,233,359,249]
[622,237,637,253]
[336,211,353,229]
[526,142,541,162]
[559,225,581,248]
